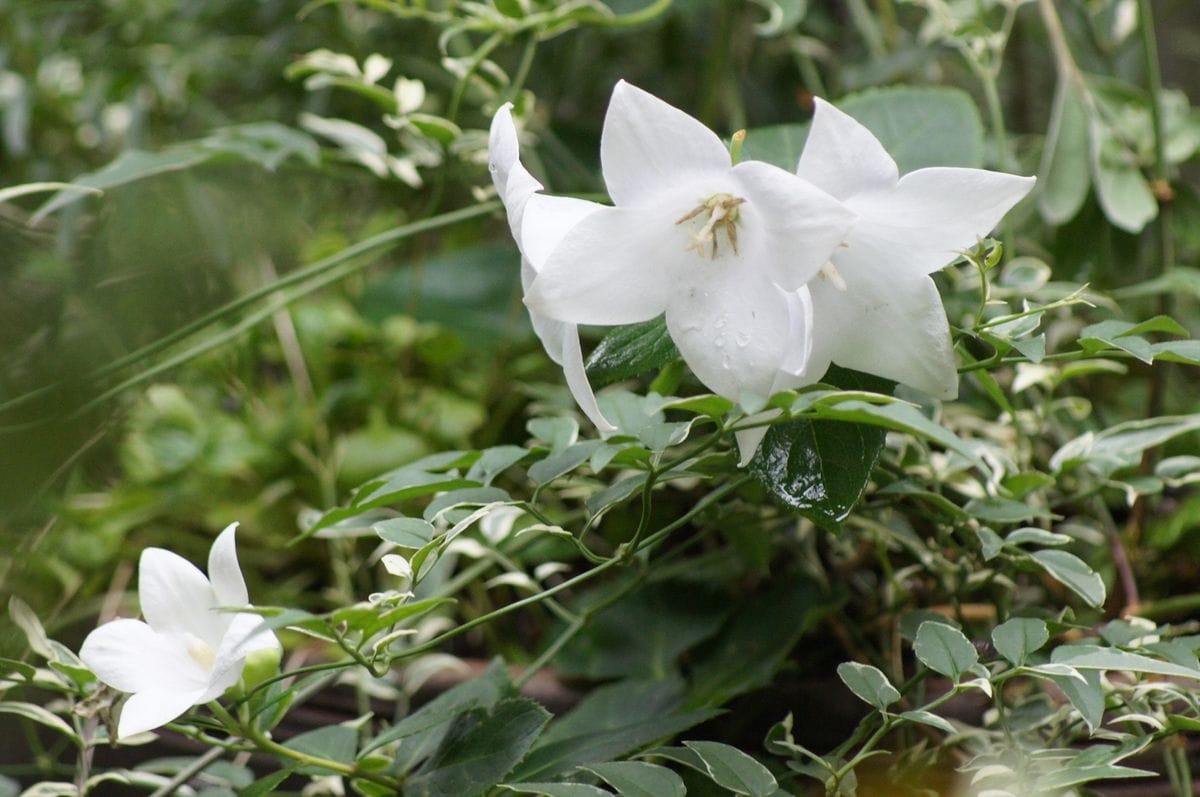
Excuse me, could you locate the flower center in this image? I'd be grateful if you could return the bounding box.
[185,634,216,673]
[676,192,746,259]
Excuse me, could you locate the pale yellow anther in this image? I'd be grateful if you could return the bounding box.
[676,193,746,259]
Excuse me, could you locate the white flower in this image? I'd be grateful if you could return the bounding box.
[493,81,856,432]
[795,98,1036,400]
[489,104,616,432]
[79,523,280,739]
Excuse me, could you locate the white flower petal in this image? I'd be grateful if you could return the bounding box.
[117,686,206,739]
[734,160,857,290]
[848,167,1036,276]
[138,548,224,645]
[79,619,209,695]
[665,269,805,403]
[208,523,248,609]
[558,322,616,432]
[735,416,777,467]
[795,97,899,200]
[600,80,731,207]
[488,104,543,239]
[519,193,603,274]
[806,271,959,399]
[202,613,279,702]
[526,205,677,325]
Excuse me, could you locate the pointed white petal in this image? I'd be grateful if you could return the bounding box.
[208,523,248,609]
[117,687,206,739]
[488,103,543,239]
[735,420,774,467]
[665,270,804,404]
[559,323,616,432]
[734,160,857,289]
[600,80,731,207]
[139,548,225,645]
[847,167,1035,275]
[202,613,280,702]
[80,619,209,694]
[520,193,603,274]
[526,205,677,325]
[796,98,900,200]
[777,287,815,378]
[807,270,959,399]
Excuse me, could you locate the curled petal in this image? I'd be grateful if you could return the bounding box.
[806,270,959,399]
[848,167,1036,276]
[488,103,543,239]
[733,160,857,290]
[520,193,603,275]
[80,619,209,695]
[117,687,206,739]
[795,97,899,200]
[138,548,224,645]
[600,80,731,207]
[558,323,616,433]
[526,205,677,326]
[208,523,248,609]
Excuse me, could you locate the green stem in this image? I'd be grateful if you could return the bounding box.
[845,0,886,59]
[147,746,225,797]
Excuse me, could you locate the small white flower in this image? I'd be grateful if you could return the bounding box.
[79,523,280,739]
[795,98,1036,399]
[492,81,855,438]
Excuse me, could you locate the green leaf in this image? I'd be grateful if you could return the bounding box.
[1039,80,1091,225]
[992,618,1050,666]
[897,710,956,735]
[1030,550,1106,608]
[1005,527,1071,547]
[284,726,357,774]
[913,622,978,680]
[1090,117,1158,233]
[467,446,529,485]
[0,702,81,745]
[512,678,716,782]
[493,0,525,17]
[683,741,779,797]
[742,87,986,173]
[583,761,686,797]
[747,0,808,36]
[373,517,436,548]
[33,148,210,220]
[964,497,1052,524]
[585,316,680,386]
[408,698,551,797]
[1035,764,1154,790]
[836,662,900,711]
[1051,644,1200,680]
[502,785,610,797]
[9,597,54,660]
[423,487,511,521]
[241,769,297,797]
[751,367,894,528]
[1052,415,1200,476]
[528,441,603,486]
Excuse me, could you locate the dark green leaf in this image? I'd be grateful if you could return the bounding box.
[992,618,1049,666]
[1030,550,1106,608]
[373,517,436,548]
[283,726,357,775]
[408,698,551,797]
[502,784,610,797]
[585,317,680,386]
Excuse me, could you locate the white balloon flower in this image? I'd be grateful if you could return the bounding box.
[795,98,1037,400]
[79,523,280,739]
[491,81,856,439]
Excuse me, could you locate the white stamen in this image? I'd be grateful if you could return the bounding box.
[818,261,847,291]
[676,193,746,259]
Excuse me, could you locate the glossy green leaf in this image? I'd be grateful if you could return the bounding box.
[582,761,686,797]
[913,622,978,680]
[992,618,1050,666]
[683,741,778,797]
[1030,550,1106,608]
[898,710,955,735]
[964,497,1053,524]
[502,784,609,797]
[1052,415,1200,476]
[373,517,436,548]
[836,662,900,711]
[585,316,680,386]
